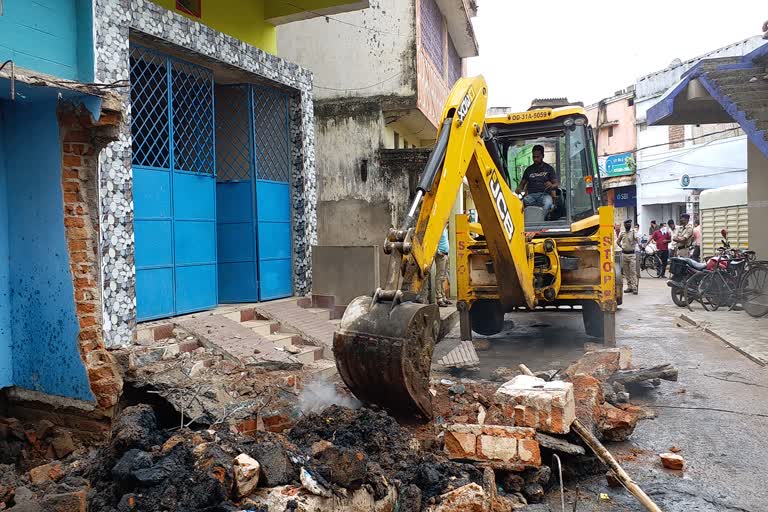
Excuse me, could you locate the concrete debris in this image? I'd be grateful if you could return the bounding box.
[610,364,679,385]
[233,453,261,498]
[443,424,541,469]
[565,347,631,379]
[300,467,332,497]
[660,452,685,470]
[429,483,486,512]
[496,376,576,434]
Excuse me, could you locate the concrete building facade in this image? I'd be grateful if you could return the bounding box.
[647,36,768,257]
[1,0,366,421]
[278,0,479,279]
[585,88,637,224]
[634,36,764,233]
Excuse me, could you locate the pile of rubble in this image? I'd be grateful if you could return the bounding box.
[0,343,677,511]
[0,416,91,511]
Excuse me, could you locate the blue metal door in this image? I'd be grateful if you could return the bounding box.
[215,84,292,302]
[131,45,217,321]
[252,86,293,300]
[215,84,258,302]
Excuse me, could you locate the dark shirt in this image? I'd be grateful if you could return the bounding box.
[522,163,557,194]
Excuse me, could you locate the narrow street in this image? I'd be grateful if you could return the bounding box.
[436,277,768,511]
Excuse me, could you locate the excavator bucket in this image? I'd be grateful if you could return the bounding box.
[333,295,440,419]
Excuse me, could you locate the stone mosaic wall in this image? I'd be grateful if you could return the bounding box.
[93,0,317,347]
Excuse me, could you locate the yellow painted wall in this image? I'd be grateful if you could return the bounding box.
[150,0,277,54]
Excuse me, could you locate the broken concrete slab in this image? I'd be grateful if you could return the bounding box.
[566,347,632,379]
[437,340,480,368]
[443,424,541,468]
[178,315,299,365]
[495,375,575,434]
[610,364,678,385]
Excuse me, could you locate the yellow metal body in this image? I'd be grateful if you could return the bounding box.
[400,77,617,321]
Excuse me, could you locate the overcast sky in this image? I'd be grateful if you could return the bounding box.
[467,1,766,109]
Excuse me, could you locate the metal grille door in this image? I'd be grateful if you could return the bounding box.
[131,45,217,321]
[215,84,293,303]
[252,86,292,300]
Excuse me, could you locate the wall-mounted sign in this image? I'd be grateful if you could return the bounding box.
[598,152,635,178]
[680,174,691,187]
[613,185,637,207]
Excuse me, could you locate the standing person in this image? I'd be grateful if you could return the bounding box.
[648,220,659,236]
[617,219,639,295]
[435,227,451,307]
[515,145,558,218]
[652,223,672,277]
[667,219,677,255]
[691,220,702,261]
[634,223,642,280]
[673,214,694,257]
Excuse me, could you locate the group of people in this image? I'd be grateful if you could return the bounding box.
[616,214,701,294]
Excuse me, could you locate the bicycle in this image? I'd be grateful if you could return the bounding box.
[738,260,768,317]
[639,239,663,278]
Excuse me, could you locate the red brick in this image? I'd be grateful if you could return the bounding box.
[79,316,97,328]
[62,169,80,180]
[550,406,565,433]
[74,277,95,288]
[63,192,80,203]
[68,240,87,251]
[77,303,96,314]
[63,143,73,153]
[64,216,85,228]
[79,329,99,342]
[513,405,525,426]
[65,130,90,143]
[517,439,542,466]
[69,143,88,155]
[63,154,82,167]
[444,430,477,459]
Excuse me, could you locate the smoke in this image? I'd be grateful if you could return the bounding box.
[297,379,361,414]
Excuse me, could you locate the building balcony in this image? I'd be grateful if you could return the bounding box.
[265,1,370,25]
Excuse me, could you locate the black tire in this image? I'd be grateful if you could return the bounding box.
[644,254,663,278]
[741,266,768,317]
[699,272,731,311]
[469,299,505,335]
[671,286,687,307]
[582,301,604,339]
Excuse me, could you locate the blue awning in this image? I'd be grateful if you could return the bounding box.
[647,43,768,159]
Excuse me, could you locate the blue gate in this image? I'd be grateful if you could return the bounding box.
[131,45,217,321]
[215,84,293,302]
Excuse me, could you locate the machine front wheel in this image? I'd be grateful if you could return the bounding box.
[469,299,505,336]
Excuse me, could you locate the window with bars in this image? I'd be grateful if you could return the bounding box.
[447,35,461,85]
[129,45,214,175]
[252,86,290,183]
[420,0,444,76]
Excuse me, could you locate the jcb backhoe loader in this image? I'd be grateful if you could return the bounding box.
[333,76,621,419]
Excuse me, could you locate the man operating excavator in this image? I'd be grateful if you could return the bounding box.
[515,144,558,218]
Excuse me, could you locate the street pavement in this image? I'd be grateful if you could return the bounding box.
[435,276,768,511]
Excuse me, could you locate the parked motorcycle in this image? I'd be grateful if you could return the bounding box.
[667,256,708,307]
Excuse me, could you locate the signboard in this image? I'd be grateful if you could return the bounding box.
[613,185,636,207]
[598,152,635,178]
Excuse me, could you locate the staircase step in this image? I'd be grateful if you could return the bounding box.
[304,308,331,320]
[311,294,335,309]
[306,359,338,379]
[264,333,299,348]
[242,319,278,336]
[293,345,323,364]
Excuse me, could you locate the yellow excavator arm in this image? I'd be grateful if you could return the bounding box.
[387,75,535,309]
[334,76,540,419]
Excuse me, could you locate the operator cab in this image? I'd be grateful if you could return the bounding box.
[486,108,601,234]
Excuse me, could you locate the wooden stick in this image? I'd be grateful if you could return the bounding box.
[518,364,663,512]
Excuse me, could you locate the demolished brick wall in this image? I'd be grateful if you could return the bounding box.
[58,105,124,414]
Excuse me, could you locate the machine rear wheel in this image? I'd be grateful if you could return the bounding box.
[469,299,505,335]
[582,301,604,339]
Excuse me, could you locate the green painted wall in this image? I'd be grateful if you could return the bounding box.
[150,0,277,54]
